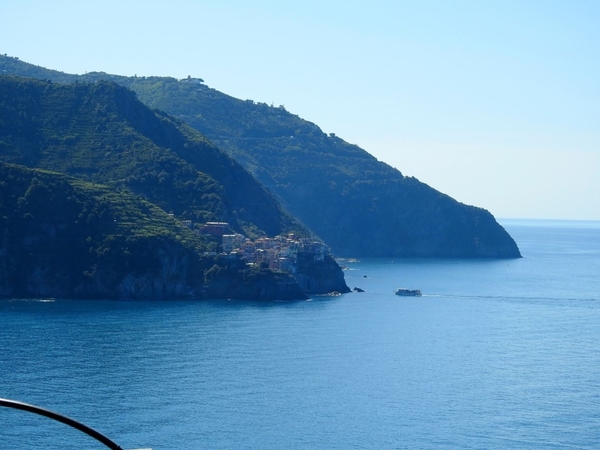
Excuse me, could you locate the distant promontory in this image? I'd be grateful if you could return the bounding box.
[0,55,521,261]
[0,56,520,268]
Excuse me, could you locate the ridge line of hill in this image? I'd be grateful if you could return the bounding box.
[0,74,350,299]
[0,54,521,259]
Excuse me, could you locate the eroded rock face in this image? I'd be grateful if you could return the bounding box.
[0,163,342,302]
[203,269,308,301]
[0,238,310,301]
[294,254,350,295]
[0,217,330,301]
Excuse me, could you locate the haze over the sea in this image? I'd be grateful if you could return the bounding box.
[2,0,598,221]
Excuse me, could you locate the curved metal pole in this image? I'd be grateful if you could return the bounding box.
[0,397,124,450]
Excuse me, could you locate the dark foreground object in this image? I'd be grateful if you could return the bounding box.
[0,398,148,450]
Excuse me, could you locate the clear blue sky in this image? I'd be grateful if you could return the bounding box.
[2,0,599,220]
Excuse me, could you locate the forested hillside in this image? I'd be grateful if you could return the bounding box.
[125,78,522,258]
[0,74,305,239]
[0,162,308,300]
[0,55,521,258]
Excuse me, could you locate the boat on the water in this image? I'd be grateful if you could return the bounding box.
[394,288,422,296]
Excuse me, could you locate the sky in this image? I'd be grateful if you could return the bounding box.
[2,0,599,220]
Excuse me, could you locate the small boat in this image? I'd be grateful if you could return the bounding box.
[394,288,422,296]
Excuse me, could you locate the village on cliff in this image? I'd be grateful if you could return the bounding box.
[177,219,329,274]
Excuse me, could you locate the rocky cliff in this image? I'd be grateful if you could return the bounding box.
[202,257,309,301]
[0,162,309,301]
[294,254,350,294]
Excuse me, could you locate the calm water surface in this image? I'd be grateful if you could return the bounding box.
[1,219,600,449]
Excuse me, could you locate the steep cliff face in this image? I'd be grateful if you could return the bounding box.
[202,257,308,300]
[135,82,521,258]
[72,241,205,300]
[0,243,203,300]
[294,254,350,294]
[0,163,310,301]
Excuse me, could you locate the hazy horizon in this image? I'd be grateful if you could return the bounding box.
[2,0,598,221]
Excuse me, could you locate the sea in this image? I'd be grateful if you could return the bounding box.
[1,219,599,450]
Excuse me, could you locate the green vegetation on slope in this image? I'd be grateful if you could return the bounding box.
[0,74,306,239]
[121,74,521,258]
[0,55,521,258]
[0,162,308,300]
[0,162,208,298]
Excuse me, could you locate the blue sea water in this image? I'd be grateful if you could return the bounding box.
[1,219,600,450]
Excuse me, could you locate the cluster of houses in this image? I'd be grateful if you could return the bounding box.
[221,233,328,273]
[184,221,328,273]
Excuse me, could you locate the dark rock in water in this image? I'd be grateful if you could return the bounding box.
[353,287,365,292]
